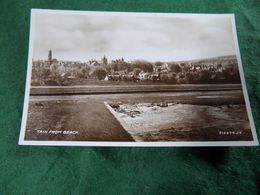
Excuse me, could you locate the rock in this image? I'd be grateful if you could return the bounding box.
[35,102,44,107]
[227,104,233,109]
[110,103,120,109]
[158,102,168,107]
[131,110,141,115]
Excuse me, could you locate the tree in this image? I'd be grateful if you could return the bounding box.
[43,69,51,78]
[111,63,119,72]
[110,60,129,72]
[144,63,154,73]
[125,62,132,72]
[132,60,153,73]
[168,63,181,73]
[225,63,235,72]
[155,61,163,67]
[160,73,169,83]
[222,68,241,83]
[133,68,141,78]
[181,63,190,73]
[185,72,195,83]
[217,63,223,70]
[78,66,90,78]
[177,73,186,84]
[211,72,225,83]
[198,70,211,83]
[105,65,112,74]
[167,72,177,84]
[91,66,107,80]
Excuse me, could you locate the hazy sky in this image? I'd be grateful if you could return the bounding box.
[32,11,237,62]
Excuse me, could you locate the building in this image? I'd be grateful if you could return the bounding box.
[102,55,108,65]
[153,63,169,73]
[48,50,52,65]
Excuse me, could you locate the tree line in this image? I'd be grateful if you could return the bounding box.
[31,59,241,86]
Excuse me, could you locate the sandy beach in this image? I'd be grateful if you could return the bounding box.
[107,102,252,141]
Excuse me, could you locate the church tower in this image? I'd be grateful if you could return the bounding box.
[102,55,108,65]
[48,50,52,64]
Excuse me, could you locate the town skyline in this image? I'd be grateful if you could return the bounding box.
[34,49,237,64]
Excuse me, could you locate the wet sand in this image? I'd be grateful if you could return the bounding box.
[25,90,252,141]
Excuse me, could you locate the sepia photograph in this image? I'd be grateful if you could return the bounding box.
[19,9,258,146]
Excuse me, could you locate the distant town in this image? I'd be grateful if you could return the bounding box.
[31,50,241,86]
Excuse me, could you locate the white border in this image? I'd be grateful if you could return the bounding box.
[19,9,259,147]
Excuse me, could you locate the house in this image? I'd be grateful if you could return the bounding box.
[138,71,150,80]
[153,63,169,73]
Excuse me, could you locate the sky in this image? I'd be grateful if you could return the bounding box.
[32,11,237,62]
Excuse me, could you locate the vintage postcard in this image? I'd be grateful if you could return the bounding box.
[19,9,258,146]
